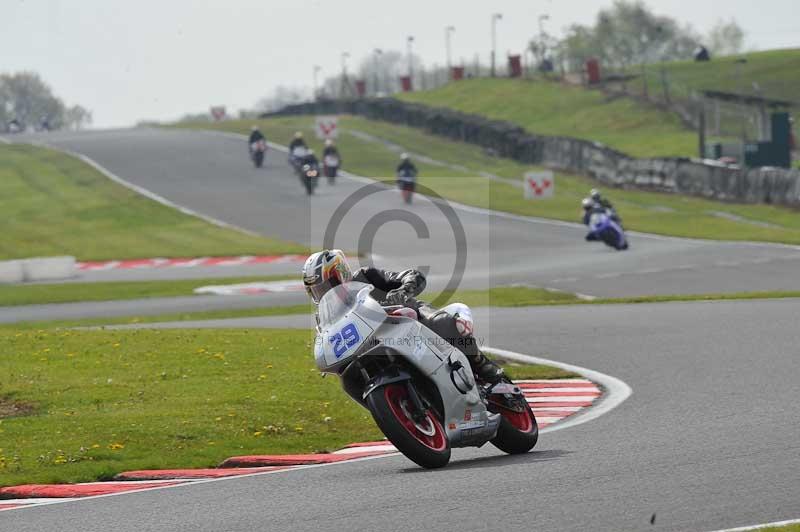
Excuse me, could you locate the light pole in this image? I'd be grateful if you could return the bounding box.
[445,25,455,70]
[407,35,415,87]
[491,13,502,77]
[340,52,351,98]
[373,48,383,95]
[312,65,321,99]
[538,14,549,37]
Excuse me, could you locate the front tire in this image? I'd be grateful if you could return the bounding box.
[489,397,538,454]
[366,383,451,469]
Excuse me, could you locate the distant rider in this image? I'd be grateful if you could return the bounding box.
[396,152,417,178]
[300,149,319,169]
[590,188,621,223]
[302,249,505,384]
[322,139,341,161]
[249,125,265,144]
[289,131,307,152]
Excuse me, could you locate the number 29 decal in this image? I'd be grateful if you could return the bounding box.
[329,323,361,359]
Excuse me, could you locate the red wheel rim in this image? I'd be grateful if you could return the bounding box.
[495,403,535,433]
[384,384,447,451]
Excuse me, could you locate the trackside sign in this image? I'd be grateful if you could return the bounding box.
[315,116,339,139]
[523,171,555,199]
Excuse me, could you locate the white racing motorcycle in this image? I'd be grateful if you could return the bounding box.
[313,281,538,469]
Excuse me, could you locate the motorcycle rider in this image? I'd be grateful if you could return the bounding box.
[322,139,341,162]
[396,152,417,177]
[248,125,265,145]
[289,131,307,152]
[590,188,622,223]
[302,249,505,384]
[300,149,319,169]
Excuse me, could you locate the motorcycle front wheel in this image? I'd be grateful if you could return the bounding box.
[366,383,451,469]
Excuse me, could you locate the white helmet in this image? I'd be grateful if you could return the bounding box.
[302,250,353,304]
[400,153,409,160]
[581,198,594,210]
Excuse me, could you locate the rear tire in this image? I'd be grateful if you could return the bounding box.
[489,399,538,455]
[366,383,451,469]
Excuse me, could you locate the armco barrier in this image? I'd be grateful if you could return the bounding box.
[264,98,800,208]
[0,256,77,283]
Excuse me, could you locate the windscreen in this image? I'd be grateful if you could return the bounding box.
[317,281,370,329]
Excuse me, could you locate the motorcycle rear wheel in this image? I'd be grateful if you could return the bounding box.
[366,383,451,469]
[489,397,539,455]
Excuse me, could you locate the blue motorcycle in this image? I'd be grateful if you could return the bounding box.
[587,211,629,250]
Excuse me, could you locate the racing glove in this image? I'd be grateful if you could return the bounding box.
[384,288,411,306]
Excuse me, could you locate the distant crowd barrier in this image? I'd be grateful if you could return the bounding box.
[0,256,77,283]
[264,98,800,207]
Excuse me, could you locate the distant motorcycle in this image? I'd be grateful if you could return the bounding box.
[249,140,267,168]
[587,211,629,250]
[300,163,319,195]
[323,153,340,184]
[288,146,307,171]
[397,168,417,204]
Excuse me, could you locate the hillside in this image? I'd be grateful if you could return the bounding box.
[398,78,696,158]
[632,48,800,106]
[398,49,799,160]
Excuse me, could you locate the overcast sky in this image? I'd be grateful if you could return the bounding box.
[3,0,798,127]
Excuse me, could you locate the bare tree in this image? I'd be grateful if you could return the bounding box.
[708,19,745,56]
[0,71,91,130]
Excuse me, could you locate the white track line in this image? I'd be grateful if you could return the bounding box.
[26,140,262,238]
[484,347,632,434]
[0,346,629,514]
[706,517,800,532]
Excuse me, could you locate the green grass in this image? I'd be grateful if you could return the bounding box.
[398,77,696,158]
[177,117,800,245]
[0,143,306,261]
[759,524,800,532]
[0,328,570,486]
[0,275,295,307]
[633,49,800,106]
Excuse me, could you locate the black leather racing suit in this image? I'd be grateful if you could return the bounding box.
[352,267,502,382]
[249,130,265,144]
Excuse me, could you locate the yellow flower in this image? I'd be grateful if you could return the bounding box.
[253,431,263,437]
[294,426,304,433]
[215,417,222,421]
[108,443,124,450]
[91,444,100,449]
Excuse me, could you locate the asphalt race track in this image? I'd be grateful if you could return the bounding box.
[3,299,800,531]
[2,129,799,530]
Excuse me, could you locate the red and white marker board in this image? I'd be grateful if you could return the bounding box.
[315,116,339,139]
[523,171,555,199]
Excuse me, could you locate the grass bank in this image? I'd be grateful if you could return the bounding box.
[0,328,570,486]
[398,77,696,158]
[0,143,306,261]
[176,117,800,245]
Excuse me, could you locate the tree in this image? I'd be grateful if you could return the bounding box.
[555,1,701,72]
[255,86,309,113]
[708,19,745,56]
[64,105,92,130]
[0,71,92,130]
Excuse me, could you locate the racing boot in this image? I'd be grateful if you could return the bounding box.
[469,350,505,385]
